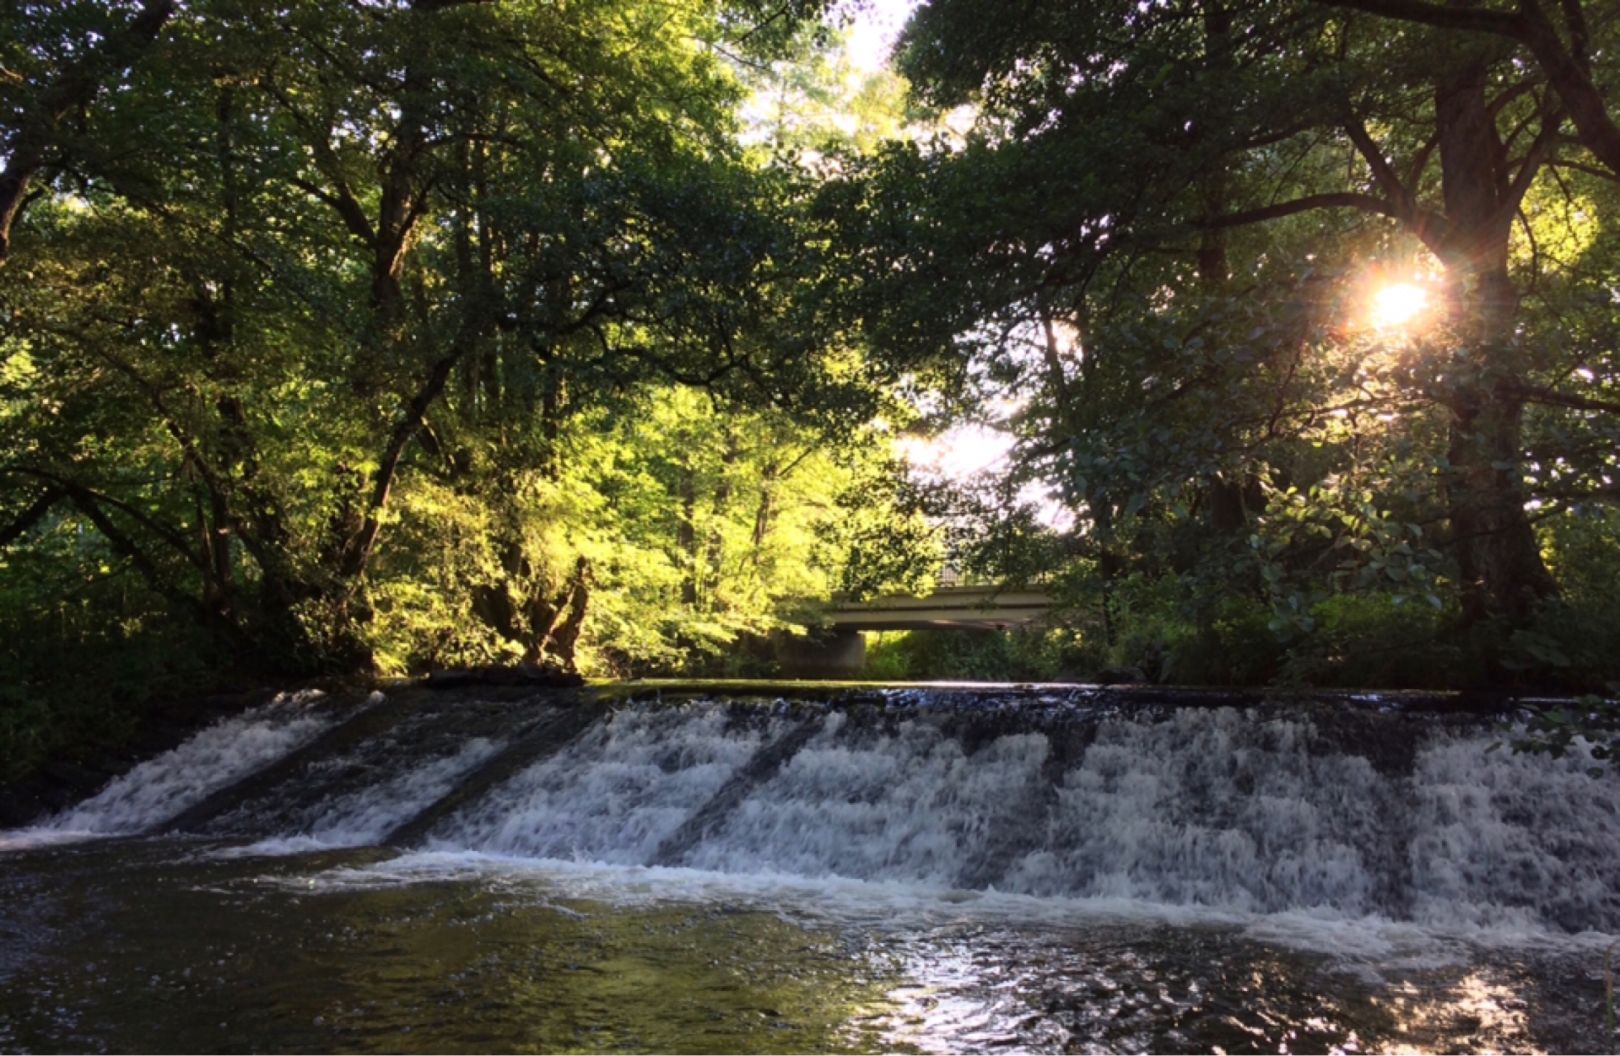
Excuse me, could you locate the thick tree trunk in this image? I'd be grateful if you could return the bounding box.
[1433,62,1558,626]
[545,558,591,671]
[1441,269,1555,627]
[1444,377,1555,624]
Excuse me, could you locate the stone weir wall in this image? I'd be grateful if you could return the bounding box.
[0,677,1565,830]
[6,681,1617,933]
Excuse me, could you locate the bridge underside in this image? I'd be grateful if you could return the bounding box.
[826,613,1048,632]
[774,588,1056,675]
[822,587,1053,633]
[774,628,866,678]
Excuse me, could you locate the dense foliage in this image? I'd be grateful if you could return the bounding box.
[6,0,1620,782]
[0,0,941,778]
[865,0,1620,689]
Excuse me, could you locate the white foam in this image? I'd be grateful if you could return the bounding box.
[10,690,1619,942]
[1001,709,1391,913]
[351,703,1620,935]
[0,827,106,851]
[210,736,505,853]
[34,693,334,837]
[210,834,341,858]
[1408,728,1620,930]
[278,849,1620,961]
[682,719,1048,884]
[435,703,784,863]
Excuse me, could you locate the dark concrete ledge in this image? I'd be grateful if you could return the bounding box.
[422,663,585,690]
[585,678,1588,716]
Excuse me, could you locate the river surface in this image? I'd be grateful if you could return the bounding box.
[1,686,1616,1053]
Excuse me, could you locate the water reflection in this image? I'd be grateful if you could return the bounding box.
[1376,972,1541,1054]
[1,845,905,1054]
[870,922,1597,1053]
[0,841,1611,1054]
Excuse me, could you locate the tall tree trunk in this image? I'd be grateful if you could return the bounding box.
[750,467,776,556]
[1195,0,1263,547]
[705,436,738,599]
[677,468,699,607]
[540,365,564,481]
[1434,61,1558,626]
[542,557,591,672]
[1444,370,1554,625]
[1044,309,1122,647]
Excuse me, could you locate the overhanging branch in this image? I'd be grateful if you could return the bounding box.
[1517,382,1620,416]
[0,487,64,548]
[1198,191,1401,227]
[0,0,177,264]
[1314,0,1521,36]
[1316,0,1620,179]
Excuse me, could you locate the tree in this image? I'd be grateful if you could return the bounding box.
[1317,0,1620,180]
[0,0,881,675]
[0,0,177,264]
[884,0,1620,653]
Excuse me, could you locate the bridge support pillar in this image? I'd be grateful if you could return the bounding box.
[774,628,866,679]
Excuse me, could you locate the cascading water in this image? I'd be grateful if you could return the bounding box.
[21,690,341,840]
[11,687,1619,930]
[401,694,1617,932]
[437,702,791,864]
[3,685,1617,1053]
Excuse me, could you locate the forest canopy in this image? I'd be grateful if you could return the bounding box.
[0,0,941,774]
[4,0,1620,778]
[873,0,1620,687]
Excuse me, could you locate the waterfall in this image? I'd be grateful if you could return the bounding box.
[35,691,340,838]
[7,688,1618,933]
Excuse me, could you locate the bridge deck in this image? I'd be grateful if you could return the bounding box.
[822,586,1053,631]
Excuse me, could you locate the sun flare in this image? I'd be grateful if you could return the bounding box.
[1369,281,1431,330]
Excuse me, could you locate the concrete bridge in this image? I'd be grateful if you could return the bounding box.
[822,584,1055,631]
[776,584,1056,676]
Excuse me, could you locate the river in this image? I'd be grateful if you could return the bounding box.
[1,685,1615,1052]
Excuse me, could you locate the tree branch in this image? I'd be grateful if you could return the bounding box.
[1497,100,1564,221]
[1344,114,1412,208]
[334,348,466,579]
[1516,0,1620,178]
[63,489,218,625]
[1199,191,1402,227]
[0,0,177,264]
[1531,483,1620,506]
[285,174,378,248]
[1318,0,1620,178]
[0,487,64,548]
[3,467,206,574]
[1517,382,1620,416]
[1314,0,1521,35]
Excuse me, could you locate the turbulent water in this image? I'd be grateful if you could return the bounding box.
[2,685,1618,1052]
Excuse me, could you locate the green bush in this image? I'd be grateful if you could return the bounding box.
[1280,592,1460,689]
[0,615,216,785]
[861,628,1075,681]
